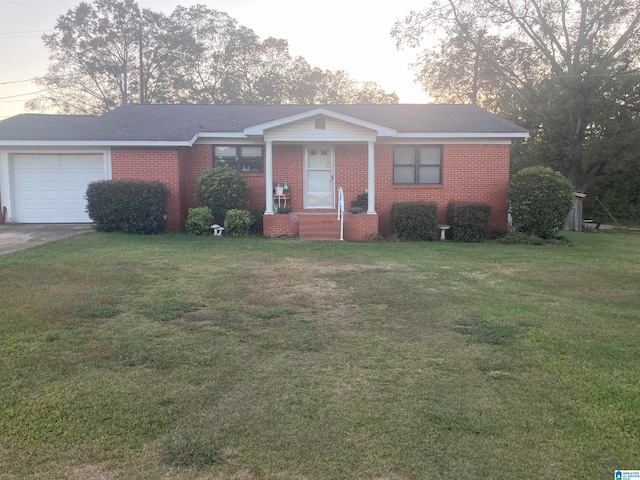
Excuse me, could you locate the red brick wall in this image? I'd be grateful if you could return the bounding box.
[112,145,265,232]
[185,144,266,213]
[264,212,378,241]
[272,145,304,211]
[186,144,213,209]
[374,144,510,235]
[178,148,188,228]
[263,213,299,238]
[113,142,510,236]
[335,144,369,210]
[111,147,186,232]
[244,174,266,211]
[344,213,379,241]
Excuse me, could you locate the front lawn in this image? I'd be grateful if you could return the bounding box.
[1,232,639,479]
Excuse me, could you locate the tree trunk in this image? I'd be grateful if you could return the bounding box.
[568,143,585,191]
[470,32,484,104]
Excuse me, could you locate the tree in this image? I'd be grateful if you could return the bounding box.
[26,0,178,114]
[167,4,260,104]
[392,0,640,191]
[28,0,398,113]
[167,5,398,105]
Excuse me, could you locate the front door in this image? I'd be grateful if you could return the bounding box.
[305,146,334,209]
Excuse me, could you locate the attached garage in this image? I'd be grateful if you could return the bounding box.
[10,153,108,223]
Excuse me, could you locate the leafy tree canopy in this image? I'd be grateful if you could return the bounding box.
[392,0,640,207]
[28,0,398,115]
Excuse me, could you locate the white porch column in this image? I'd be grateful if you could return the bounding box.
[367,141,376,214]
[264,141,274,214]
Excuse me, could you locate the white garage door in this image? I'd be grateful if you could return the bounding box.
[12,153,106,223]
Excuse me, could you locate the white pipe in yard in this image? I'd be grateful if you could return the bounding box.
[337,187,344,241]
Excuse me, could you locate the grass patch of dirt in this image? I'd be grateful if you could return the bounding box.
[453,317,525,346]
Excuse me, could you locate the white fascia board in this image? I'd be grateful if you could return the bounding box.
[0,140,191,147]
[189,132,248,144]
[1,133,250,148]
[264,134,377,143]
[394,132,529,139]
[244,107,397,136]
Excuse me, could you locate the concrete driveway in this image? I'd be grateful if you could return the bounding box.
[0,224,92,256]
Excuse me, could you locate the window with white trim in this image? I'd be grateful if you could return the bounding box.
[214,146,263,173]
[393,145,442,184]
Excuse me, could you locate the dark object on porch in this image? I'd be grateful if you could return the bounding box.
[351,192,368,211]
[349,206,363,214]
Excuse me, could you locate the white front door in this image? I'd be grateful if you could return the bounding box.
[305,146,334,209]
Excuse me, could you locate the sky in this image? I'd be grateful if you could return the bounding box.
[0,0,430,119]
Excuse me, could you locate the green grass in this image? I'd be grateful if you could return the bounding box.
[0,231,639,479]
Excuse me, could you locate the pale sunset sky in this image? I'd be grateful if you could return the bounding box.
[0,0,430,119]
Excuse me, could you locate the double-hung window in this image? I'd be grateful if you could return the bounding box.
[214,146,263,173]
[393,145,442,184]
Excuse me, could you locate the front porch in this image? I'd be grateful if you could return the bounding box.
[263,211,379,241]
[249,110,381,241]
[260,140,378,240]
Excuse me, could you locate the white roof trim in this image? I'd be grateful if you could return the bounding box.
[0,130,529,148]
[188,132,248,144]
[1,132,251,147]
[0,140,191,147]
[193,132,248,139]
[395,132,529,139]
[243,107,397,136]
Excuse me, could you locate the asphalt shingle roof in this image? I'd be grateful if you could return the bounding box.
[0,104,528,142]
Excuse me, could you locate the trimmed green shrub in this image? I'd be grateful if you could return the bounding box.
[391,202,438,240]
[86,180,166,234]
[224,209,253,236]
[194,168,249,221]
[447,203,492,242]
[185,207,214,235]
[508,166,574,238]
[248,208,264,235]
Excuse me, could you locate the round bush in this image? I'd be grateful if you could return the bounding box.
[185,207,214,235]
[508,166,574,238]
[194,168,249,221]
[223,209,253,237]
